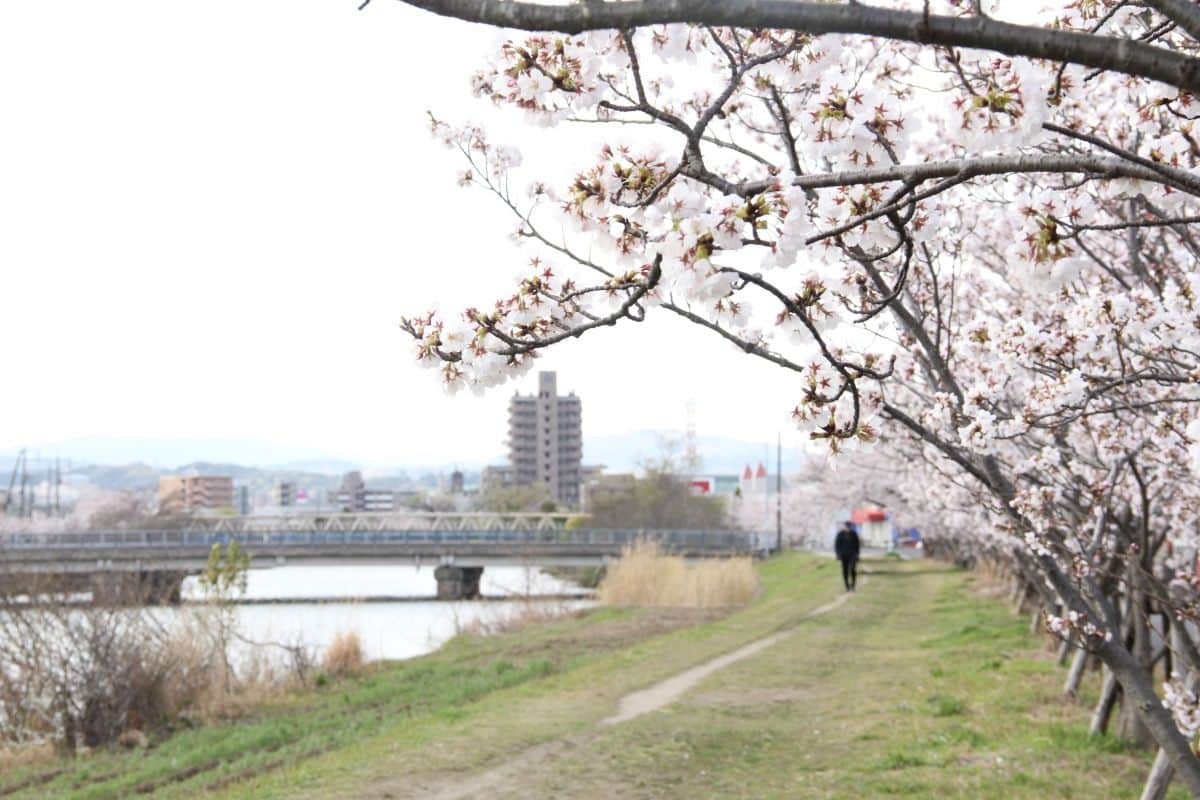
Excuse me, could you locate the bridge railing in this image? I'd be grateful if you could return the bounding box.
[177,512,578,534]
[0,528,762,553]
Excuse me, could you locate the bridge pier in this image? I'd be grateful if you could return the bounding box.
[91,571,186,606]
[434,565,483,600]
[0,572,91,598]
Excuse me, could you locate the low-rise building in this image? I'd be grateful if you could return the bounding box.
[329,470,398,512]
[581,472,637,512]
[158,475,235,513]
[481,464,516,492]
[688,474,742,496]
[851,507,891,548]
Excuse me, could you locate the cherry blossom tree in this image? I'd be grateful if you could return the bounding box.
[0,487,145,535]
[387,1,1200,792]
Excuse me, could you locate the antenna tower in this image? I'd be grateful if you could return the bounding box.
[684,399,701,473]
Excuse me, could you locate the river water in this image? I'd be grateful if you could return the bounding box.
[178,565,589,661]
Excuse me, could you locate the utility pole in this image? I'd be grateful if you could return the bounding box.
[18,456,27,518]
[3,449,25,516]
[763,444,769,524]
[776,433,783,554]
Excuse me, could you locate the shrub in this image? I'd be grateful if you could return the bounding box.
[0,568,315,751]
[322,632,366,679]
[0,599,182,750]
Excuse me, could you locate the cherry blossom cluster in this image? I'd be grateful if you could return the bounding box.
[1164,680,1200,740]
[1046,610,1111,646]
[471,32,617,124]
[948,55,1048,152]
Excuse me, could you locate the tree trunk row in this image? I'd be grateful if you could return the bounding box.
[955,552,1200,798]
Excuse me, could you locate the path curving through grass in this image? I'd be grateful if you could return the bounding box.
[600,591,854,727]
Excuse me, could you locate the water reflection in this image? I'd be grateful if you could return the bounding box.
[180,565,589,661]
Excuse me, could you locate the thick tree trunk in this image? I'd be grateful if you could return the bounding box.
[1119,583,1155,747]
[1118,681,1156,748]
[1098,639,1200,797]
[1140,623,1200,800]
[1091,668,1120,736]
[1064,647,1088,699]
[1088,588,1129,735]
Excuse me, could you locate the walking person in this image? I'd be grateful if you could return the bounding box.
[834,521,861,592]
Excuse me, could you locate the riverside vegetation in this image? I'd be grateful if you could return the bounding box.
[0,552,1182,799]
[597,540,759,608]
[0,544,368,764]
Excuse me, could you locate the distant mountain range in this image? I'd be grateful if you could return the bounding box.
[583,430,807,476]
[0,437,352,472]
[0,430,807,490]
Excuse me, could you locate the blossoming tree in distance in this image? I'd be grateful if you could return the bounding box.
[385,1,1200,792]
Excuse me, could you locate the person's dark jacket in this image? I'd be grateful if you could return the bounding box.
[834,527,861,561]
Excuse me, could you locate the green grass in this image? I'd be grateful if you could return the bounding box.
[553,565,1180,800]
[0,656,556,799]
[927,693,966,717]
[1,556,1182,799]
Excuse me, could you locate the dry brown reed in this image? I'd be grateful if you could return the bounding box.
[202,650,293,721]
[157,615,310,724]
[322,631,366,678]
[597,541,759,608]
[0,741,56,772]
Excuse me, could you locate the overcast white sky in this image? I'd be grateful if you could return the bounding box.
[0,0,817,467]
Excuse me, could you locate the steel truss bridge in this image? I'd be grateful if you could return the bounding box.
[0,512,766,574]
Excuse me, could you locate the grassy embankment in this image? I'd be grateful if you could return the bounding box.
[0,555,1182,799]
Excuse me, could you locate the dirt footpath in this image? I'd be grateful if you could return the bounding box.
[372,591,855,800]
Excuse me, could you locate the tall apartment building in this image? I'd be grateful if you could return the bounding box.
[505,371,583,507]
[274,481,296,507]
[158,475,235,513]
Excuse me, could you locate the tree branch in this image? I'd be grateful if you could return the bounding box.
[1146,0,1200,43]
[392,0,1200,94]
[737,152,1199,197]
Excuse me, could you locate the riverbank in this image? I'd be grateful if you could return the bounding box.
[182,592,595,605]
[0,554,1180,798]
